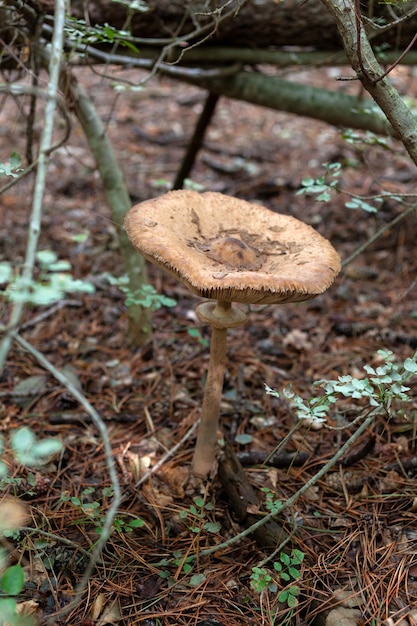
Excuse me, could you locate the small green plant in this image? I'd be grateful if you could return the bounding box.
[266,349,417,426]
[277,583,301,609]
[187,327,209,347]
[9,428,62,469]
[151,500,221,587]
[60,486,145,535]
[0,428,62,478]
[0,249,95,306]
[250,549,304,608]
[297,162,342,202]
[250,566,276,593]
[0,561,34,626]
[296,160,399,213]
[104,274,176,310]
[153,551,207,588]
[0,152,23,178]
[0,475,36,498]
[64,16,140,52]
[273,550,304,585]
[261,487,283,515]
[341,128,390,149]
[179,497,221,534]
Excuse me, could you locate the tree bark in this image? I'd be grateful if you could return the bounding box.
[33,0,417,50]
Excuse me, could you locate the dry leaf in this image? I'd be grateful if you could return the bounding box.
[282,329,313,351]
[326,606,361,626]
[0,497,28,533]
[90,593,121,625]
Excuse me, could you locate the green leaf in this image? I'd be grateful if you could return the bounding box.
[287,591,299,607]
[404,358,417,374]
[11,427,35,453]
[234,433,253,445]
[36,249,58,267]
[291,549,305,564]
[127,518,145,529]
[0,152,23,178]
[278,589,289,603]
[288,566,301,579]
[1,564,24,595]
[31,439,62,459]
[203,521,221,533]
[47,260,72,272]
[188,573,206,587]
[0,262,12,284]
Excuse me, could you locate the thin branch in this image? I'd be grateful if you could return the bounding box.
[20,527,91,560]
[0,1,66,372]
[321,0,417,164]
[0,83,71,152]
[342,202,417,267]
[363,2,417,37]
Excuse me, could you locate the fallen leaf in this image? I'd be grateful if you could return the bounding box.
[326,606,361,626]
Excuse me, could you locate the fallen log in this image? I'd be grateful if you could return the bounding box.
[66,0,417,50]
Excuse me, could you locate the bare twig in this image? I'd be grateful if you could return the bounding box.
[342,202,417,267]
[0,1,66,372]
[20,527,92,560]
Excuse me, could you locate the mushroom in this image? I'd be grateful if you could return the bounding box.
[124,190,341,478]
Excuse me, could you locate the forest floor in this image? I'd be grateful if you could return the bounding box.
[1,62,417,626]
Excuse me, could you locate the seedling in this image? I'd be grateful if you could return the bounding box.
[104,273,176,310]
[261,487,283,515]
[179,497,221,534]
[0,152,23,178]
[187,327,209,347]
[60,487,144,534]
[250,549,304,608]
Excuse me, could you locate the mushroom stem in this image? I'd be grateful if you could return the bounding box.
[192,323,228,478]
[192,300,247,478]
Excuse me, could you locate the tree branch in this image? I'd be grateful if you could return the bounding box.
[0,0,66,372]
[178,70,400,137]
[321,0,417,164]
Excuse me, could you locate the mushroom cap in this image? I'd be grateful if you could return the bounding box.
[124,190,341,305]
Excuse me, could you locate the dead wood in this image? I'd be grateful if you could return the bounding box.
[218,439,291,549]
[66,0,417,50]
